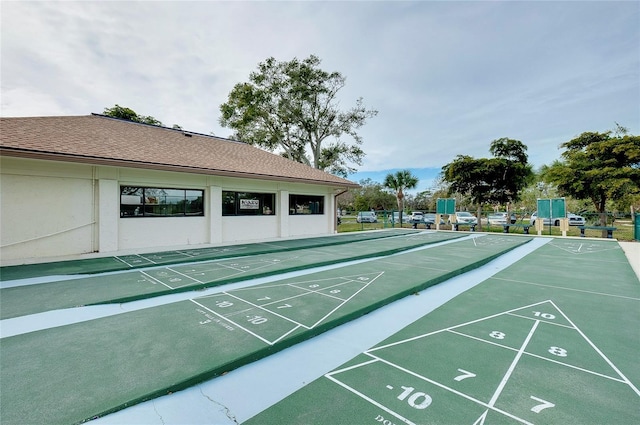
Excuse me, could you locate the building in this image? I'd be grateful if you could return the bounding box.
[0,114,358,264]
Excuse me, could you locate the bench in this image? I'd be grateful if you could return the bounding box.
[409,219,433,229]
[578,226,617,239]
[452,223,476,232]
[502,223,531,234]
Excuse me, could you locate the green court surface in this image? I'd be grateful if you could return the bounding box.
[0,229,417,281]
[245,239,639,425]
[0,235,530,425]
[0,232,464,320]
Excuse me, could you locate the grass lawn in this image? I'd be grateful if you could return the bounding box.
[338,216,636,241]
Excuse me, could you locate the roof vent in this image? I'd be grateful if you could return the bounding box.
[182,131,193,137]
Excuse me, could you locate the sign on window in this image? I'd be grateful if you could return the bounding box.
[240,199,260,210]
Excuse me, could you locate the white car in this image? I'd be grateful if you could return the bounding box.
[450,211,478,225]
[356,211,377,223]
[529,211,585,226]
[410,211,424,222]
[567,213,586,226]
[487,212,517,225]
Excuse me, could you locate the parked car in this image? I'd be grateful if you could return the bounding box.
[567,212,586,226]
[449,211,478,225]
[529,211,585,226]
[424,213,444,225]
[487,212,517,225]
[356,211,377,223]
[391,211,409,222]
[410,211,424,222]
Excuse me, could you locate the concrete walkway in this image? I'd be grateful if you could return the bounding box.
[620,241,640,280]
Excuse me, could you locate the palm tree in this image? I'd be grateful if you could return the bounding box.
[383,170,419,225]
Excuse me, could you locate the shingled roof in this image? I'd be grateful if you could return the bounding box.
[0,114,359,188]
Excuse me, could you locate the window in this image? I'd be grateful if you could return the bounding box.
[289,194,324,215]
[120,187,204,217]
[222,191,276,216]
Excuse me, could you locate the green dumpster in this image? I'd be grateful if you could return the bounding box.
[635,213,640,241]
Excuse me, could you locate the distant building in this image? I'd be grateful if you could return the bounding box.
[0,114,358,263]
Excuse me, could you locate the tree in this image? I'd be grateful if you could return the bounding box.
[541,127,640,229]
[486,138,535,207]
[349,178,396,212]
[219,55,378,177]
[441,138,533,230]
[103,104,164,126]
[383,170,419,225]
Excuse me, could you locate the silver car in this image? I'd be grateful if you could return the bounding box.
[450,211,478,224]
[488,212,516,225]
[356,211,377,223]
[529,211,585,226]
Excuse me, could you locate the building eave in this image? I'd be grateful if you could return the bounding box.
[0,148,361,189]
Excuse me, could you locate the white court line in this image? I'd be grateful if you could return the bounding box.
[223,292,312,330]
[446,329,627,383]
[491,276,640,301]
[114,255,151,268]
[129,254,159,264]
[362,353,534,425]
[372,299,633,385]
[546,242,621,255]
[139,271,174,290]
[308,272,384,329]
[368,300,551,353]
[445,314,630,383]
[324,371,417,425]
[548,299,640,397]
[165,267,204,284]
[446,329,518,352]
[488,320,539,407]
[88,236,553,424]
[189,299,275,345]
[507,312,575,329]
[206,271,384,340]
[524,349,627,383]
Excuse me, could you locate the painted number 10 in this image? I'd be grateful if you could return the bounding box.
[396,386,432,409]
[533,311,556,320]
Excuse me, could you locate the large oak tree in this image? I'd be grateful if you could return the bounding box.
[441,138,534,230]
[542,127,640,228]
[219,55,378,177]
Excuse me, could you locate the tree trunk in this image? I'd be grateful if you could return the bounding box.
[599,196,607,238]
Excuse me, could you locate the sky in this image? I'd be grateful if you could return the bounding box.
[2,1,638,193]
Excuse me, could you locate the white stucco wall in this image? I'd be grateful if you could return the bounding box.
[1,157,341,264]
[118,216,209,249]
[0,159,95,260]
[221,216,280,243]
[288,214,331,237]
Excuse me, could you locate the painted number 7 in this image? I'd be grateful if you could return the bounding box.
[454,368,476,382]
[530,396,555,413]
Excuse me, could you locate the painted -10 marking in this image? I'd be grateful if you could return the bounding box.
[386,385,433,410]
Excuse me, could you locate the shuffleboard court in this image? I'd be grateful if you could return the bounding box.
[0,231,463,319]
[0,235,530,425]
[245,239,639,425]
[0,229,417,281]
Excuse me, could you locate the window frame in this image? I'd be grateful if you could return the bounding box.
[222,191,276,216]
[120,186,204,218]
[289,194,325,215]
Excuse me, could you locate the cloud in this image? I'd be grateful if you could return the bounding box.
[1,1,638,175]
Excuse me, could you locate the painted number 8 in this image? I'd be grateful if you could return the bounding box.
[490,331,506,340]
[548,346,568,357]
